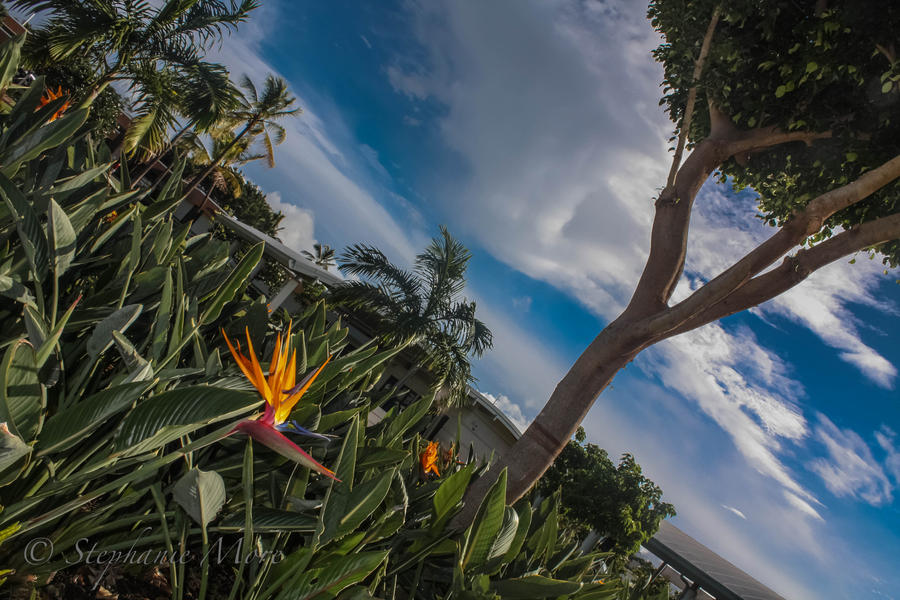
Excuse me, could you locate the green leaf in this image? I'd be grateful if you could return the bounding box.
[293,551,388,600]
[112,331,153,381]
[218,507,317,532]
[491,575,582,599]
[0,423,31,475]
[86,304,143,359]
[48,199,76,276]
[336,469,395,536]
[0,34,24,93]
[0,172,49,282]
[319,415,360,543]
[883,80,894,94]
[380,395,434,447]
[775,85,787,98]
[0,275,33,305]
[805,61,818,73]
[33,295,79,368]
[37,382,149,455]
[432,462,474,524]
[486,506,519,562]
[356,446,408,471]
[845,152,858,162]
[49,163,111,196]
[501,501,532,564]
[199,242,264,324]
[89,203,138,254]
[0,340,43,442]
[113,386,259,456]
[173,468,226,528]
[0,108,90,174]
[463,468,508,569]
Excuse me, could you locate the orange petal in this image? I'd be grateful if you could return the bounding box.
[267,331,283,391]
[243,328,272,401]
[223,329,257,386]
[277,356,331,423]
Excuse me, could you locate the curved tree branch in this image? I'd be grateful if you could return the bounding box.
[645,152,900,334]
[664,5,721,191]
[666,212,900,337]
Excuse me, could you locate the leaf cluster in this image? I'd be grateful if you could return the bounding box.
[649,0,900,264]
[536,428,675,565]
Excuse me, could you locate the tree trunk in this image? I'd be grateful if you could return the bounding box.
[451,315,651,527]
[79,68,119,109]
[182,119,256,199]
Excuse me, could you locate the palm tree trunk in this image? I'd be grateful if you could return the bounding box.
[131,123,193,189]
[182,120,256,199]
[79,65,120,109]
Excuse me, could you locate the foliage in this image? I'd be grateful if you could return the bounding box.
[34,54,123,137]
[0,36,661,600]
[207,171,285,238]
[536,428,675,567]
[16,0,250,154]
[185,74,300,197]
[650,0,900,264]
[333,226,494,405]
[303,243,337,271]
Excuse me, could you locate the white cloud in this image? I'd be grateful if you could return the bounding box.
[511,296,532,312]
[646,324,815,505]
[387,65,431,101]
[722,505,747,520]
[783,492,826,522]
[808,415,894,506]
[203,3,421,264]
[478,391,530,433]
[469,293,568,413]
[875,426,900,485]
[267,191,316,253]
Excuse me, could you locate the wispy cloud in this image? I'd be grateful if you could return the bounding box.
[808,415,895,506]
[478,391,529,433]
[875,426,900,485]
[722,505,748,520]
[204,3,421,263]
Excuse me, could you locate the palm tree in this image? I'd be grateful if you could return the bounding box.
[14,0,258,102]
[180,126,263,204]
[331,227,493,405]
[127,61,242,186]
[182,74,300,198]
[302,244,336,270]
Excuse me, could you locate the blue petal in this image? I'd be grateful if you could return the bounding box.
[276,420,335,441]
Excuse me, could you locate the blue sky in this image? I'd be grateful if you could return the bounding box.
[197,1,900,598]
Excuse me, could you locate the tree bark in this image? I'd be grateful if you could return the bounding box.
[450,122,900,533]
[454,318,646,526]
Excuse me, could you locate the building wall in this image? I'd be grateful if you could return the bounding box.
[434,404,518,463]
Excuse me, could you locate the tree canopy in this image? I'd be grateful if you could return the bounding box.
[459,0,900,521]
[333,227,493,405]
[651,0,900,264]
[536,427,675,564]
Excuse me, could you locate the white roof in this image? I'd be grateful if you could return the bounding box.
[212,208,345,287]
[466,387,522,439]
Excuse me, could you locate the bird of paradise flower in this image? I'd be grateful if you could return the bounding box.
[38,86,70,122]
[223,325,339,481]
[420,440,440,477]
